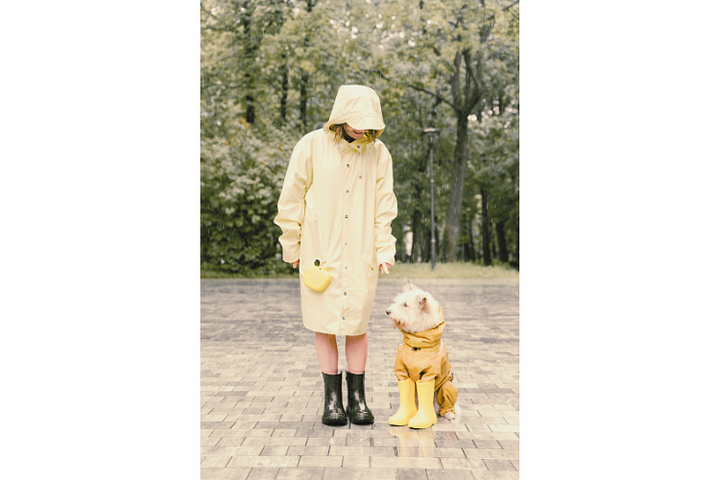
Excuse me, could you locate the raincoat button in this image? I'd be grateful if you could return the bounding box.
[344,266,348,269]
[344,292,347,296]
[345,215,348,218]
[344,242,347,245]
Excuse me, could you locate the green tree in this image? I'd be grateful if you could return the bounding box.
[367,0,519,262]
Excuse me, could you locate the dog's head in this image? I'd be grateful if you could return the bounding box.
[385,279,442,333]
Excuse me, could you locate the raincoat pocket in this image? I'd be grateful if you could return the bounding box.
[303,259,333,293]
[362,252,375,272]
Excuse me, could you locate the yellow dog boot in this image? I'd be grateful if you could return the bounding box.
[408,380,437,429]
[388,379,417,426]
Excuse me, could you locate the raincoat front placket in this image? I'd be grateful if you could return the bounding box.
[339,140,363,335]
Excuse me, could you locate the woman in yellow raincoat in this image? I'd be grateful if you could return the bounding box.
[274,85,398,426]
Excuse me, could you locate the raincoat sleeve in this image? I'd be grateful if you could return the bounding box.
[274,136,313,263]
[375,147,398,266]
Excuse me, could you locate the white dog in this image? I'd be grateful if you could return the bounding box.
[385,280,459,428]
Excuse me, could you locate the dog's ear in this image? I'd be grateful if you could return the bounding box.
[403,278,415,292]
[419,295,431,313]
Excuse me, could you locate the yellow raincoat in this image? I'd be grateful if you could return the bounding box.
[274,86,398,336]
[394,308,458,416]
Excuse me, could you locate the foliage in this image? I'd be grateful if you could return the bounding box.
[200,0,520,276]
[200,119,296,275]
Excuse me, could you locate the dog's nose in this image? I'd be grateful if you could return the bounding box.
[385,309,391,316]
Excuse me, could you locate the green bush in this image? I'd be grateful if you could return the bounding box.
[201,121,297,276]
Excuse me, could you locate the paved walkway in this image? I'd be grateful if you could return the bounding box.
[201,277,519,480]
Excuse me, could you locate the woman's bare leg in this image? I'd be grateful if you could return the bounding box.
[315,332,339,374]
[345,333,368,374]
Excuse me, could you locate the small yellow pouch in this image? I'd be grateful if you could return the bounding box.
[303,259,332,293]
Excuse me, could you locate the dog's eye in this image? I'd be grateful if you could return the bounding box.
[402,302,408,307]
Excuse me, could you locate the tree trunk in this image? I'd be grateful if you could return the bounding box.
[442,111,469,262]
[496,220,508,263]
[480,188,491,266]
[443,48,482,262]
[514,222,520,269]
[463,216,476,262]
[280,52,288,121]
[246,94,255,124]
[490,221,497,259]
[410,194,424,262]
[241,15,256,125]
[298,0,315,131]
[299,71,309,131]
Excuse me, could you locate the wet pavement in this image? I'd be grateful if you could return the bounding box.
[201,277,519,480]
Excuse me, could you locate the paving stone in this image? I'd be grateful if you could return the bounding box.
[427,470,476,480]
[200,467,251,479]
[397,468,429,479]
[457,432,518,441]
[202,437,222,447]
[210,429,252,439]
[246,467,279,479]
[202,421,236,430]
[463,449,519,460]
[470,471,518,480]
[472,440,501,449]
[423,447,467,458]
[439,458,488,470]
[370,437,400,447]
[435,439,476,448]
[345,436,373,447]
[275,466,325,479]
[201,456,232,468]
[306,436,345,446]
[297,456,343,467]
[228,456,300,468]
[286,445,329,456]
[322,467,397,479]
[203,446,264,456]
[342,456,369,467]
[329,446,396,457]
[260,445,289,456]
[497,440,519,450]
[293,428,333,438]
[372,456,442,469]
[486,425,519,433]
[483,459,517,471]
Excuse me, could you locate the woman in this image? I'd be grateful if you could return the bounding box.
[274,85,397,426]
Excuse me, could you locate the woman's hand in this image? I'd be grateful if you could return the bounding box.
[379,263,391,274]
[292,260,299,268]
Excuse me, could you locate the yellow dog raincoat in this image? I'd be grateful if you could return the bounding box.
[394,307,458,416]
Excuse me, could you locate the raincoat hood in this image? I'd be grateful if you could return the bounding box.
[324,85,385,137]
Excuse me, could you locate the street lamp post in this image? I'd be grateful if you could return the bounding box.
[422,127,439,270]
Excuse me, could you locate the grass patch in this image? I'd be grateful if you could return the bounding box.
[200,262,296,279]
[201,261,518,279]
[385,262,518,279]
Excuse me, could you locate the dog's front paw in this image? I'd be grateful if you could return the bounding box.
[443,412,455,421]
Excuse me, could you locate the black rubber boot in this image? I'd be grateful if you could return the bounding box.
[346,371,374,425]
[321,372,348,426]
